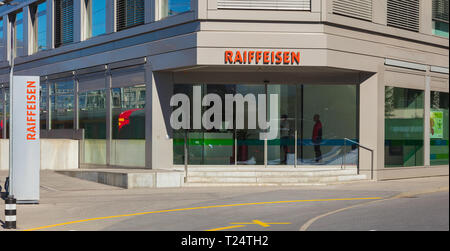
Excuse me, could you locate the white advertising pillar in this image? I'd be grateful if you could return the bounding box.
[10,76,40,203]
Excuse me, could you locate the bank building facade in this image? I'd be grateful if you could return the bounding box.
[0,0,448,188]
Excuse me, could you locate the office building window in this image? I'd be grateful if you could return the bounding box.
[0,18,4,59]
[11,10,24,57]
[55,0,74,48]
[430,91,449,166]
[84,0,106,39]
[385,87,424,167]
[50,79,74,129]
[116,0,145,31]
[432,0,449,38]
[32,1,48,52]
[160,0,191,19]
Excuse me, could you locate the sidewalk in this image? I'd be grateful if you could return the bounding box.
[0,170,448,231]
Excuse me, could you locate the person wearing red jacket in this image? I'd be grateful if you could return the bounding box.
[312,114,322,163]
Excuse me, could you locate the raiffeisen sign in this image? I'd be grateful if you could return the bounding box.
[11,76,40,203]
[224,50,300,65]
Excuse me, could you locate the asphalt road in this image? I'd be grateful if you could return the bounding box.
[1,172,448,231]
[98,190,448,231]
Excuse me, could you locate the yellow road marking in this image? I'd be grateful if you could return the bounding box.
[230,220,291,227]
[23,197,382,231]
[205,225,246,231]
[253,220,270,227]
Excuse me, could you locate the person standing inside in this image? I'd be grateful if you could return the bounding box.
[280,114,291,164]
[312,114,322,163]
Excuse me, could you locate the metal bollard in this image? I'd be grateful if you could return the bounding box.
[5,196,16,229]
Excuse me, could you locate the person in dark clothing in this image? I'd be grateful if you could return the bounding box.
[312,114,322,162]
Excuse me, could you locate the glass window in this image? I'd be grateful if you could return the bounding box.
[79,88,107,165]
[200,84,235,165]
[0,18,4,59]
[50,79,74,129]
[433,20,449,38]
[298,85,358,166]
[55,0,74,47]
[430,91,449,166]
[432,0,449,38]
[13,11,24,57]
[85,0,106,39]
[40,82,48,130]
[35,1,47,52]
[0,18,3,40]
[267,85,296,165]
[116,0,145,31]
[172,83,359,166]
[236,85,265,165]
[385,87,424,167]
[111,85,145,167]
[161,0,191,19]
[172,84,191,165]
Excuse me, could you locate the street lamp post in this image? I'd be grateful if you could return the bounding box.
[0,0,19,198]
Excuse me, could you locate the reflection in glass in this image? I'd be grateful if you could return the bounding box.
[267,85,296,165]
[172,83,359,167]
[385,87,424,167]
[116,0,145,31]
[111,85,145,167]
[40,83,48,130]
[50,80,74,129]
[36,2,47,52]
[0,18,4,58]
[236,85,265,165]
[85,0,106,38]
[14,11,24,57]
[197,85,235,165]
[161,0,191,19]
[79,89,107,165]
[430,91,449,166]
[173,84,192,165]
[299,85,358,165]
[55,0,74,47]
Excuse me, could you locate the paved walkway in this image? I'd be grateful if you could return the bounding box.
[0,170,448,231]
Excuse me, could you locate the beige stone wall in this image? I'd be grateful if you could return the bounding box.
[0,139,78,170]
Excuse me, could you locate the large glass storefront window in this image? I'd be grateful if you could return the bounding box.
[300,85,358,165]
[50,79,74,129]
[236,85,265,165]
[173,84,359,166]
[267,85,296,165]
[111,85,145,167]
[385,86,424,167]
[40,83,48,130]
[430,91,449,165]
[79,88,107,165]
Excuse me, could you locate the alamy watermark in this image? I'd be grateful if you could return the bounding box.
[170,86,279,140]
